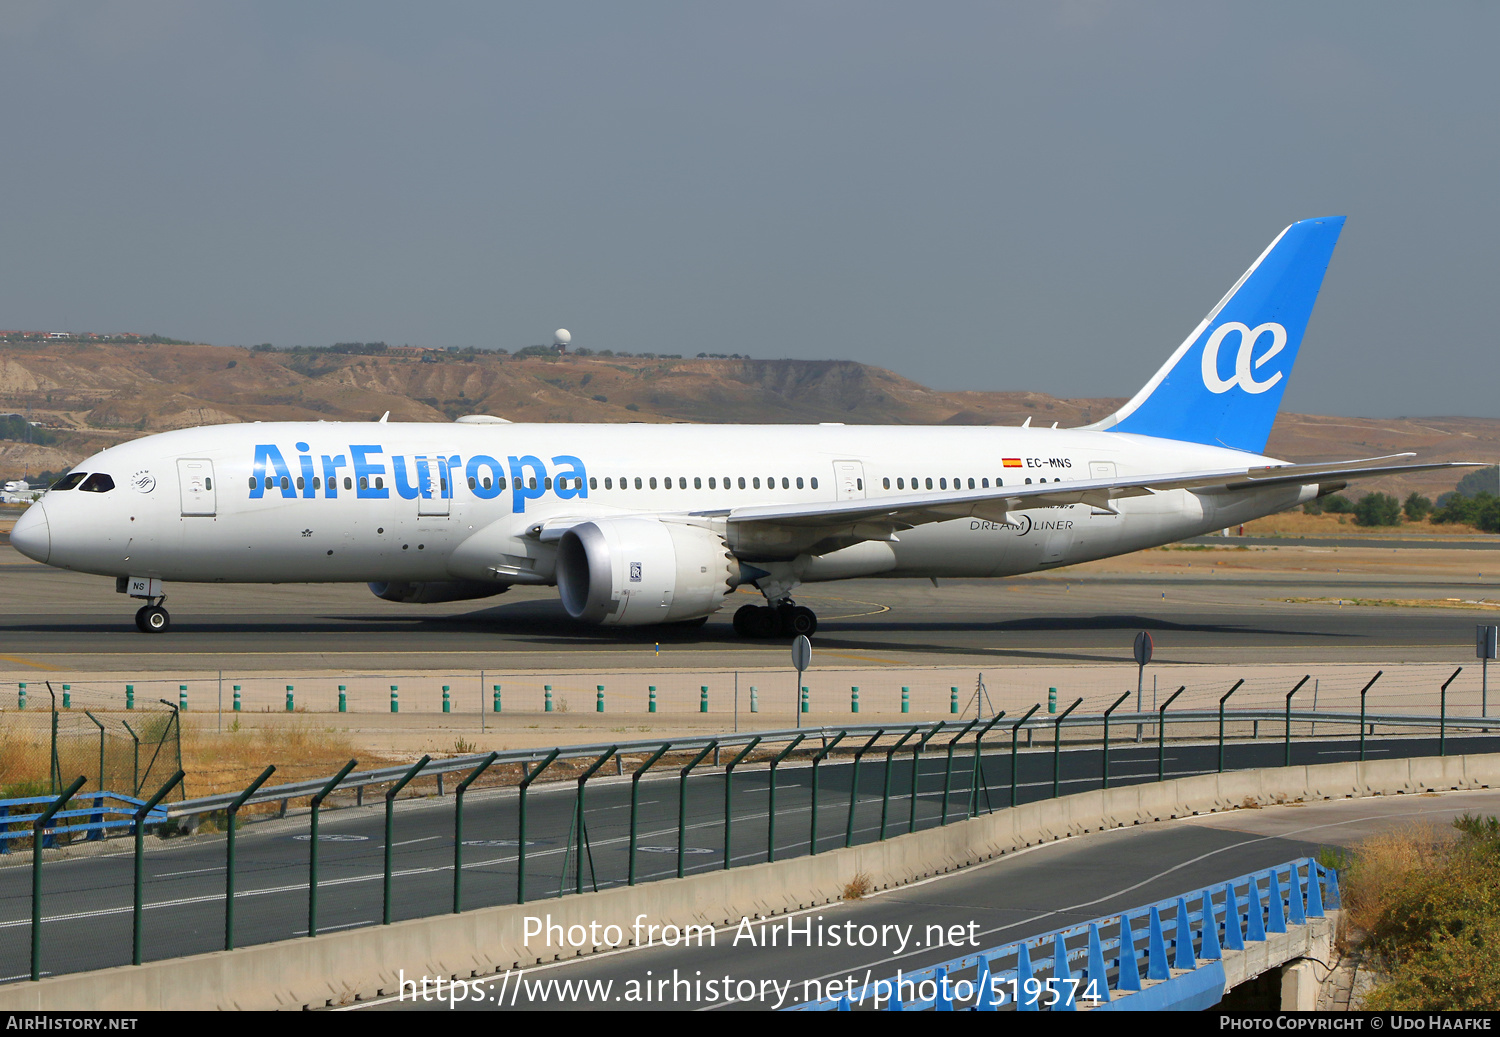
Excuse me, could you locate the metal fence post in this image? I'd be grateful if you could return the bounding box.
[1157,687,1185,782]
[879,728,920,840]
[1051,698,1083,798]
[1009,704,1040,808]
[678,741,718,878]
[381,755,428,923]
[723,738,761,869]
[129,770,183,968]
[78,711,106,801]
[517,749,560,904]
[225,765,275,950]
[574,746,619,894]
[1283,676,1310,767]
[766,734,805,863]
[968,712,1005,817]
[1358,671,1383,762]
[120,720,140,796]
[454,752,498,914]
[1440,667,1463,757]
[910,723,944,834]
[845,730,885,848]
[809,732,847,856]
[308,758,358,938]
[1101,691,1131,790]
[1217,679,1245,773]
[629,744,671,884]
[33,775,87,980]
[941,719,979,824]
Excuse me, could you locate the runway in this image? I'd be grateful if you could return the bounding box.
[0,539,1496,671]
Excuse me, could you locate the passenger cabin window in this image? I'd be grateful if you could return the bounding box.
[52,472,87,491]
[635,477,642,489]
[753,477,761,489]
[738,477,746,489]
[796,477,804,489]
[708,477,716,489]
[650,477,658,489]
[925,478,933,490]
[344,477,353,490]
[79,473,115,493]
[810,477,818,489]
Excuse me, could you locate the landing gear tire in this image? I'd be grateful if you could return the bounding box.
[733,603,815,638]
[784,605,817,637]
[135,605,170,633]
[733,604,760,636]
[747,606,780,638]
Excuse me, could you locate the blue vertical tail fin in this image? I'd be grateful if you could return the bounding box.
[1087,216,1345,454]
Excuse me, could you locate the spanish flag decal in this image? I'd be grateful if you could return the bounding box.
[1003,458,1023,468]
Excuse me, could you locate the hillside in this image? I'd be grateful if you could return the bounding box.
[0,340,1493,501]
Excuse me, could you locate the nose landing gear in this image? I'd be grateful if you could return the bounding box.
[732,601,817,638]
[134,603,170,633]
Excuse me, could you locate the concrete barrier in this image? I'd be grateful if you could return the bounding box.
[3,752,1496,1011]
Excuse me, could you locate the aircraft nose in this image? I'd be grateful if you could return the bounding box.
[10,499,50,563]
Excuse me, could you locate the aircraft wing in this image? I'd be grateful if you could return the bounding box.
[707,454,1484,537]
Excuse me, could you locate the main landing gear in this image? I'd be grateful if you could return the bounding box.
[732,601,817,638]
[134,601,170,633]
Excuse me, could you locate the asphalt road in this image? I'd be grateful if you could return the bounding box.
[363,787,1500,1012]
[5,732,1497,986]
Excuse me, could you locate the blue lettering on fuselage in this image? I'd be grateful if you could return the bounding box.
[248,445,588,514]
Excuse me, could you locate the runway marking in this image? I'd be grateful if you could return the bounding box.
[0,654,63,671]
[818,652,909,666]
[156,865,223,878]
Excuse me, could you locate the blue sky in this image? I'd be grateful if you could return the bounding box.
[1,3,1495,417]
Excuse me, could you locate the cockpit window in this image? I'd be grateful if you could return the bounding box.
[51,472,87,491]
[79,473,116,493]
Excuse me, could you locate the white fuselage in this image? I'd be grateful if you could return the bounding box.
[17,421,1312,588]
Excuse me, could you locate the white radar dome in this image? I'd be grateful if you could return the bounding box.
[553,329,572,346]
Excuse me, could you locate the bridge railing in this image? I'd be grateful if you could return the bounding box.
[790,857,1341,1011]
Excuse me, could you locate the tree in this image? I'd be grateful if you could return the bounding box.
[1403,493,1433,522]
[1354,492,1402,527]
[1323,494,1354,514]
[1455,466,1500,499]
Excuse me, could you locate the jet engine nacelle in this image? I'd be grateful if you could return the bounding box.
[369,580,509,604]
[555,518,736,625]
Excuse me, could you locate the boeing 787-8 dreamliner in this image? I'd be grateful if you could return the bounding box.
[9,216,1481,636]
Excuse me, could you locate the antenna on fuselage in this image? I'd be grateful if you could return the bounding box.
[378,411,389,423]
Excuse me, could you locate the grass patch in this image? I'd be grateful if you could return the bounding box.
[1343,815,1500,1009]
[1279,597,1500,610]
[180,717,386,798]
